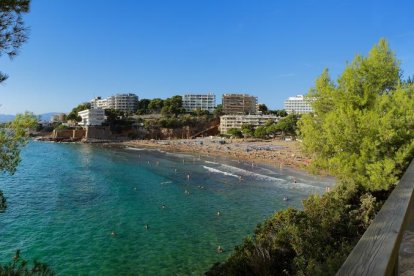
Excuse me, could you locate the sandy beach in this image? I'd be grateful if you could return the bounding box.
[121,137,311,170]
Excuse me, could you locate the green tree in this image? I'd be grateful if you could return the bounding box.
[0,0,30,83]
[161,95,185,116]
[257,104,268,114]
[136,98,151,114]
[213,104,223,118]
[0,112,37,178]
[0,2,54,273]
[104,108,124,123]
[148,98,164,113]
[241,124,255,137]
[276,113,300,138]
[268,109,288,117]
[207,181,386,276]
[0,250,54,275]
[191,108,209,116]
[66,102,91,122]
[227,128,243,138]
[254,126,267,139]
[299,38,413,190]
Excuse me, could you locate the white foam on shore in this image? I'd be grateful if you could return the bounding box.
[218,164,323,191]
[204,161,219,165]
[202,166,240,178]
[125,147,147,151]
[125,147,166,153]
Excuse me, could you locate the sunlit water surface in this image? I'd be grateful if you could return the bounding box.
[0,142,332,275]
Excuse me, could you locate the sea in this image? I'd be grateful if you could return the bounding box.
[0,141,333,275]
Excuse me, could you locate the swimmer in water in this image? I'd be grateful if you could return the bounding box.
[217,211,221,216]
[217,245,224,253]
[144,224,149,230]
[283,196,288,201]
[187,174,190,180]
[111,231,117,236]
[161,204,166,209]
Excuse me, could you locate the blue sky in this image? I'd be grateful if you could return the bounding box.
[1,0,414,114]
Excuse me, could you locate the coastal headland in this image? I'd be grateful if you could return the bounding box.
[120,138,310,170]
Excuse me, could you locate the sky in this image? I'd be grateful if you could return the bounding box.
[1,0,414,114]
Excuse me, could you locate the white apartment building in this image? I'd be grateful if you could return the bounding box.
[219,114,280,134]
[284,95,313,114]
[91,93,139,113]
[182,93,216,113]
[78,108,105,126]
[90,97,108,109]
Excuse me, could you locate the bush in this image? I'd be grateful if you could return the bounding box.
[206,181,389,275]
[227,128,243,138]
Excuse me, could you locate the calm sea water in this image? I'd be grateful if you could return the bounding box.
[0,141,332,275]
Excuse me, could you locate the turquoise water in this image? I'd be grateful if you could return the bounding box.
[0,142,332,275]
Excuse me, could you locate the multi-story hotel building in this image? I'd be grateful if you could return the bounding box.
[182,93,216,113]
[222,94,258,115]
[91,93,139,113]
[90,97,108,109]
[78,108,105,126]
[219,114,280,134]
[284,95,313,114]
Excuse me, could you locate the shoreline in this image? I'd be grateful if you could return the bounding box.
[117,138,311,171]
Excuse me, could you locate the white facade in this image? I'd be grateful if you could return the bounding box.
[91,93,138,113]
[219,114,280,134]
[284,95,313,114]
[182,93,216,113]
[91,97,108,109]
[78,108,105,126]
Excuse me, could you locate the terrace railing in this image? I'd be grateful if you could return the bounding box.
[337,160,414,276]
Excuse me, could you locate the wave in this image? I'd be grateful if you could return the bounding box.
[161,181,172,184]
[125,147,147,151]
[218,164,323,191]
[204,160,219,165]
[202,166,240,178]
[125,147,166,154]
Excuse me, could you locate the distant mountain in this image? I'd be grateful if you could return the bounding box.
[0,112,65,123]
[0,114,15,123]
[38,112,62,122]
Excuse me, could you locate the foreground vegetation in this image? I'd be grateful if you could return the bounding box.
[0,1,54,274]
[207,39,414,275]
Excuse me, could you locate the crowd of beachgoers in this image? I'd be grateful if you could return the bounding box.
[121,138,310,170]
